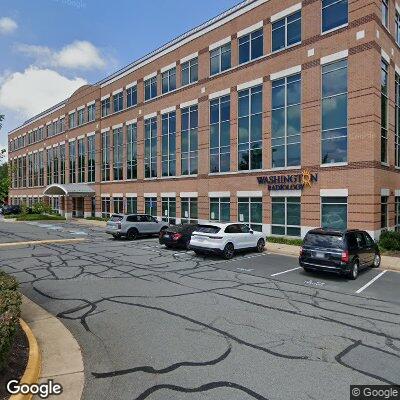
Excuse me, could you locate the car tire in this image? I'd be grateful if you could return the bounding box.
[112,234,120,240]
[165,244,172,249]
[372,254,381,268]
[184,238,191,250]
[194,250,203,256]
[256,238,265,253]
[303,267,312,273]
[127,228,138,241]
[223,243,235,260]
[349,260,359,280]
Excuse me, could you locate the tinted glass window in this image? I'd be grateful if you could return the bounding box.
[110,215,123,222]
[364,232,374,246]
[225,224,241,233]
[346,233,358,250]
[355,232,366,248]
[195,225,221,234]
[303,233,344,249]
[127,215,138,222]
[240,224,251,233]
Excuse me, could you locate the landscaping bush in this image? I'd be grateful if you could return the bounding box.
[31,201,53,215]
[0,272,21,372]
[379,230,400,252]
[266,236,303,246]
[16,213,65,221]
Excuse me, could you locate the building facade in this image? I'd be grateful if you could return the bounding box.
[7,0,400,238]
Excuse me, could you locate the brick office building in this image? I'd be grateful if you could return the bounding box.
[7,0,400,238]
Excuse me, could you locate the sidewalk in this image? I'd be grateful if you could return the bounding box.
[21,296,84,400]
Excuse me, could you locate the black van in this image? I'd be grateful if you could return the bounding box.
[299,228,381,280]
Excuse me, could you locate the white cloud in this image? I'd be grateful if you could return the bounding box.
[15,40,106,70]
[0,67,86,118]
[0,17,17,35]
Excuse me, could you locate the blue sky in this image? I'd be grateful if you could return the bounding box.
[0,0,240,153]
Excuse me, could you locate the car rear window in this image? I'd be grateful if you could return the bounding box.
[195,225,221,234]
[303,233,344,249]
[110,214,123,222]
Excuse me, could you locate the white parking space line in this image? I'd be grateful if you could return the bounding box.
[355,270,387,294]
[270,267,301,277]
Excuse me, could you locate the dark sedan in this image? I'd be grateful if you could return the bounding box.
[299,228,381,280]
[159,223,198,249]
[1,205,21,215]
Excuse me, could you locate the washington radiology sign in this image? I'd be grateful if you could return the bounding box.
[257,170,318,191]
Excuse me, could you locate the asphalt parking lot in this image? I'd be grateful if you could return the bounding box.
[1,219,399,400]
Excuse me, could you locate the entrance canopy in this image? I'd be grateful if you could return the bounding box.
[43,184,95,197]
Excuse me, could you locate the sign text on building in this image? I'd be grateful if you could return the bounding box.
[257,170,318,191]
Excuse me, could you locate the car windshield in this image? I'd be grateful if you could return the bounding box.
[110,215,123,222]
[195,225,221,234]
[303,233,344,249]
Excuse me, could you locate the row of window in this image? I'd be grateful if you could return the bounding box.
[10,60,349,188]
[11,0,349,151]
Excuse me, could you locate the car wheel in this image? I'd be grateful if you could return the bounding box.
[127,228,138,241]
[223,243,235,260]
[112,234,120,240]
[184,237,191,250]
[256,238,265,253]
[194,250,203,256]
[372,254,381,268]
[303,267,312,273]
[349,260,359,280]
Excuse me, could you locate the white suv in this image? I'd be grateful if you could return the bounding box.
[188,223,265,259]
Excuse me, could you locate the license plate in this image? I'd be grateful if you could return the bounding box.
[315,252,325,259]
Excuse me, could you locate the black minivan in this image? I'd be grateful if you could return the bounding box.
[299,228,381,280]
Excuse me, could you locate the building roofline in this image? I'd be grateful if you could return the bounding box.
[9,0,265,137]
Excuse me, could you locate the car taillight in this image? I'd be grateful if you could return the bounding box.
[117,223,121,229]
[299,246,303,256]
[172,233,182,241]
[341,250,349,263]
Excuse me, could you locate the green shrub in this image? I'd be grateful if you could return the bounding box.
[31,201,53,215]
[16,213,65,221]
[0,273,21,372]
[0,272,18,291]
[266,236,303,246]
[379,230,400,251]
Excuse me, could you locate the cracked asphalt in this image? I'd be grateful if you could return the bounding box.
[0,219,399,400]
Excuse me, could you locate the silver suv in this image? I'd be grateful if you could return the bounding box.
[106,214,169,240]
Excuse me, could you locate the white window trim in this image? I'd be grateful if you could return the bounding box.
[68,110,76,115]
[125,193,138,198]
[209,36,231,51]
[320,50,348,65]
[144,112,157,120]
[237,191,262,197]
[381,48,390,64]
[270,65,301,80]
[144,193,157,197]
[237,21,263,38]
[77,105,85,111]
[271,3,301,23]
[161,192,176,197]
[112,193,123,197]
[112,123,123,129]
[270,190,301,197]
[126,81,137,89]
[87,100,95,106]
[180,99,198,108]
[144,72,157,81]
[208,191,230,197]
[86,132,95,137]
[180,192,198,198]
[320,189,348,197]
[101,94,110,101]
[381,188,390,196]
[101,127,110,133]
[237,77,263,91]
[101,193,110,197]
[112,88,123,96]
[161,106,176,115]
[160,62,176,73]
[209,88,230,99]
[180,52,198,64]
[125,118,137,125]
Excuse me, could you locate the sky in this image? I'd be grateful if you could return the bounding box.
[0,0,240,157]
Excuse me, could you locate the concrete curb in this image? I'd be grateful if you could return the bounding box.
[21,295,85,400]
[266,242,400,272]
[9,319,41,400]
